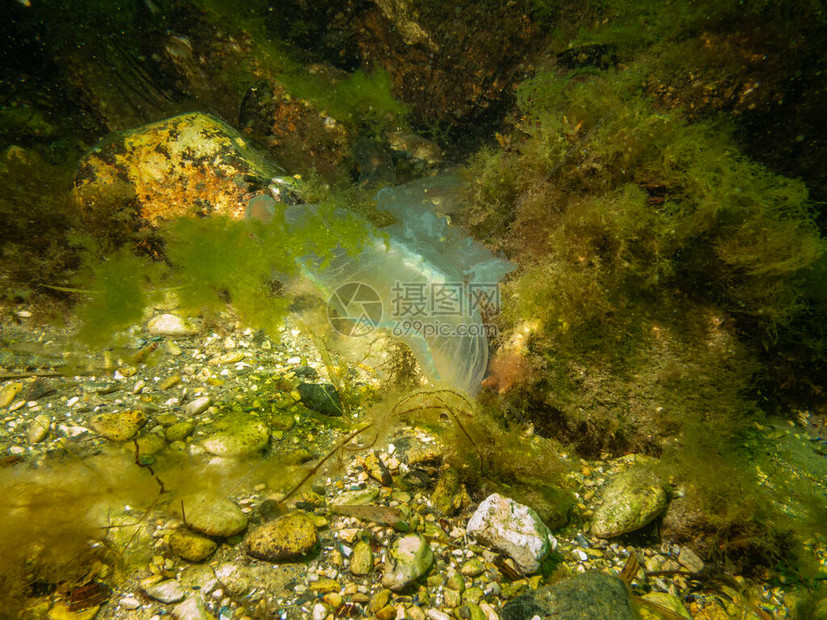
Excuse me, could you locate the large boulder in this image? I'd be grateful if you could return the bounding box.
[501,571,635,620]
[73,112,273,228]
[590,469,668,538]
[466,493,555,575]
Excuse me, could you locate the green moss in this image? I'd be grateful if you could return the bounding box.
[463,65,826,574]
[73,246,162,346]
[69,171,374,345]
[0,151,81,302]
[467,70,823,341]
[196,0,407,131]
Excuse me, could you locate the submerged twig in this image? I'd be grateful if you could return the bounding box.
[280,423,374,504]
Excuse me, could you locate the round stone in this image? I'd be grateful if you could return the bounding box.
[90,410,147,441]
[244,512,317,562]
[590,469,667,538]
[147,314,196,337]
[381,534,434,591]
[202,413,270,458]
[183,493,248,538]
[170,529,218,562]
[350,539,373,576]
[143,579,186,604]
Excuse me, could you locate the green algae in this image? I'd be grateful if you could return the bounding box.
[462,63,827,577]
[0,152,82,303]
[67,168,373,345]
[196,0,407,130]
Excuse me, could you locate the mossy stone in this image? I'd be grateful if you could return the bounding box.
[381,534,434,591]
[370,588,392,613]
[591,469,667,538]
[463,603,488,620]
[136,433,167,458]
[202,412,270,457]
[461,558,485,577]
[350,539,373,576]
[432,467,466,517]
[90,410,146,441]
[166,420,196,442]
[244,512,318,562]
[463,587,485,605]
[184,493,248,538]
[169,530,217,562]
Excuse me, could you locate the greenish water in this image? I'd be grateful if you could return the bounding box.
[2,0,827,617]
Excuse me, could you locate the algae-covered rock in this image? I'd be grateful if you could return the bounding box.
[638,592,691,619]
[501,571,635,620]
[467,493,555,575]
[202,412,270,457]
[381,533,434,591]
[73,113,274,227]
[0,382,23,408]
[244,512,318,562]
[350,539,374,576]
[170,530,218,562]
[297,382,343,416]
[183,493,248,538]
[148,314,197,337]
[90,410,146,441]
[135,433,167,463]
[591,469,668,538]
[432,467,470,517]
[166,420,196,442]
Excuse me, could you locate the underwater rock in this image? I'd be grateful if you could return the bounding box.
[639,592,692,619]
[170,529,218,562]
[244,512,318,562]
[352,137,395,187]
[297,382,343,416]
[350,539,374,576]
[381,533,434,591]
[590,469,668,538]
[143,579,187,604]
[388,131,443,167]
[431,467,470,517]
[466,493,555,575]
[148,314,197,337]
[166,420,196,442]
[0,382,23,407]
[183,493,248,538]
[73,113,274,227]
[237,77,350,179]
[500,571,634,620]
[184,396,212,417]
[89,409,146,441]
[136,433,167,461]
[27,414,50,443]
[352,0,536,128]
[201,412,270,457]
[484,480,574,532]
[173,595,211,620]
[461,558,485,577]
